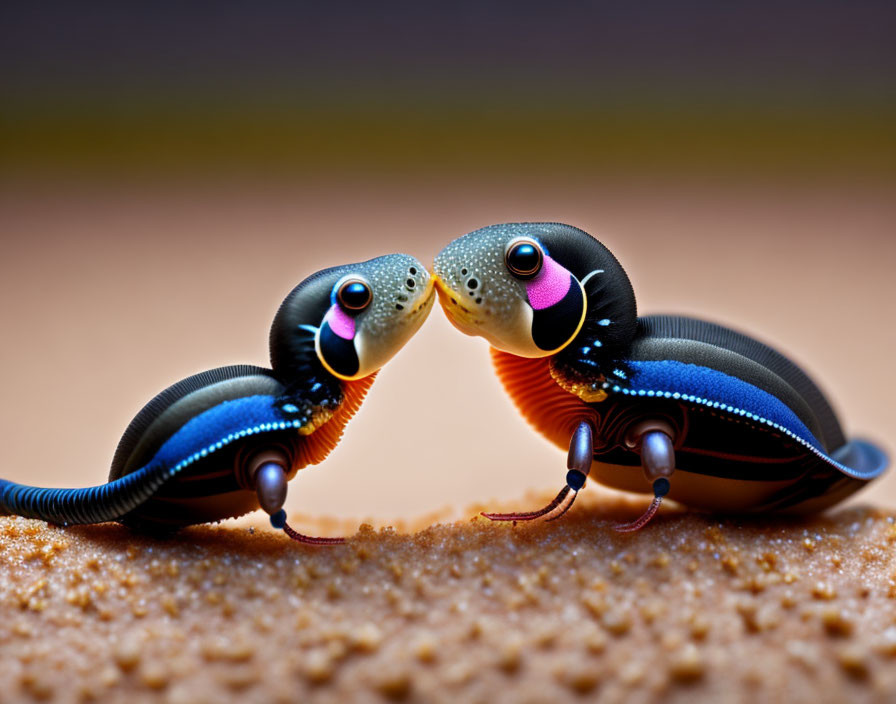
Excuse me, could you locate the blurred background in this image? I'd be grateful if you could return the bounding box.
[1,1,894,525]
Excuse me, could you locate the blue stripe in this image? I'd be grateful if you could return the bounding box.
[148,395,300,473]
[604,360,885,482]
[0,395,308,525]
[622,360,823,451]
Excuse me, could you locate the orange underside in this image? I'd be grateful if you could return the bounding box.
[295,372,378,469]
[489,348,596,452]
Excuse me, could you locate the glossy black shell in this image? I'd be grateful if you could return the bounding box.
[586,316,883,513]
[496,314,887,515]
[108,365,300,530]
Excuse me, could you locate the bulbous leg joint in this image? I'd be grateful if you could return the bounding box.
[567,421,594,478]
[640,430,676,484]
[255,462,288,516]
[615,421,677,533]
[246,449,291,516]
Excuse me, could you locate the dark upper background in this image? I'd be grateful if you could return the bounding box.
[2,0,894,178]
[0,2,893,521]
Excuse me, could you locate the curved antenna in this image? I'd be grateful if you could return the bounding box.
[283,520,347,545]
[545,489,579,522]
[482,421,594,523]
[614,477,671,532]
[269,509,346,545]
[481,485,570,522]
[614,494,663,532]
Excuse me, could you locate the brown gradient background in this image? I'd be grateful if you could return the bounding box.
[1,2,894,525]
[0,180,893,523]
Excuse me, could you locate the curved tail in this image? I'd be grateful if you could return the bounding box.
[0,463,175,526]
[830,438,889,481]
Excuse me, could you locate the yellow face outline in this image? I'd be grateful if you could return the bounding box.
[433,249,588,359]
[318,273,436,381]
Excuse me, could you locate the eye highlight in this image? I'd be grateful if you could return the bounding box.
[336,278,372,311]
[505,239,544,280]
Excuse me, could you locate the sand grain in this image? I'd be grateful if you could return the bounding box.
[1,495,895,703]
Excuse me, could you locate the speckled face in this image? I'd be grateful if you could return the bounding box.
[272,254,434,380]
[433,225,587,357]
[321,254,435,380]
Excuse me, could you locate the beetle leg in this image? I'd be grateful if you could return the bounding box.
[249,450,346,545]
[482,421,593,522]
[481,485,572,522]
[615,423,675,532]
[270,509,347,545]
[255,461,288,516]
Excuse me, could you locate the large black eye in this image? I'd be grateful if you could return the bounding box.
[336,279,372,311]
[505,239,543,280]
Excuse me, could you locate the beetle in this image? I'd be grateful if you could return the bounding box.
[0,254,434,544]
[433,223,888,530]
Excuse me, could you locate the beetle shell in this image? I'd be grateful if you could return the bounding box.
[106,365,374,531]
[493,314,887,513]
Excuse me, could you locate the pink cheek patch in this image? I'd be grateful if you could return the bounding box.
[525,255,572,310]
[324,305,356,340]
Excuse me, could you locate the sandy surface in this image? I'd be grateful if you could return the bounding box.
[2,492,895,704]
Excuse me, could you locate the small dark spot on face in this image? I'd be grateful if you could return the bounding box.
[406,279,416,288]
[409,267,417,275]
[475,297,482,304]
[395,304,404,310]
[398,293,409,302]
[450,297,457,304]
[461,268,468,276]
[467,278,479,290]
